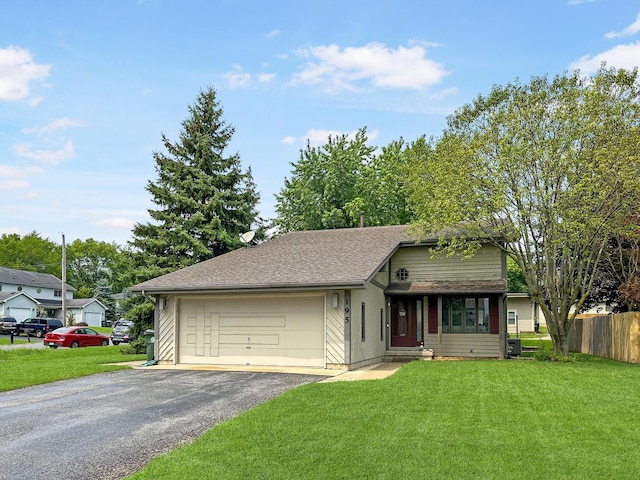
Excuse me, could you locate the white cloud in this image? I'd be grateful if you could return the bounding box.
[292,42,449,94]
[21,117,82,135]
[605,13,640,39]
[570,41,640,74]
[12,141,75,165]
[94,217,136,230]
[266,29,281,39]
[0,178,29,191]
[258,73,276,82]
[0,46,50,101]
[281,136,297,145]
[223,65,251,89]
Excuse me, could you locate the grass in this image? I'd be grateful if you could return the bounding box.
[0,345,145,392]
[126,357,640,480]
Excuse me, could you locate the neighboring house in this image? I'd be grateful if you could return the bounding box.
[506,293,540,335]
[0,291,39,321]
[0,267,104,323]
[67,298,108,327]
[131,225,509,370]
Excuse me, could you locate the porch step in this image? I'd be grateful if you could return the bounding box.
[384,349,433,362]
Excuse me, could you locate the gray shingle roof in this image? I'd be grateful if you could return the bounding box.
[131,225,412,293]
[0,267,75,292]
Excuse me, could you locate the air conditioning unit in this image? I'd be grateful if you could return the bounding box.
[508,338,522,356]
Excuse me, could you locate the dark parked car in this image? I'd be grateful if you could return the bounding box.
[44,326,111,348]
[14,317,64,338]
[110,321,134,345]
[0,315,17,334]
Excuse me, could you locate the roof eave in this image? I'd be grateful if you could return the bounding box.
[130,280,369,296]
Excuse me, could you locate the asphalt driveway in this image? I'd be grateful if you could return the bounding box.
[0,368,323,480]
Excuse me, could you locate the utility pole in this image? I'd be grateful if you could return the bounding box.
[62,233,67,326]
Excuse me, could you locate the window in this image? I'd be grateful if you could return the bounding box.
[54,290,62,297]
[395,268,409,281]
[380,308,384,341]
[507,311,517,326]
[361,302,366,341]
[442,297,490,333]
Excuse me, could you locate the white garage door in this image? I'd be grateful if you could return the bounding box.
[84,312,103,327]
[178,295,325,367]
[8,307,32,322]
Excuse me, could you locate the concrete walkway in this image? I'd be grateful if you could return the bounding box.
[125,360,405,382]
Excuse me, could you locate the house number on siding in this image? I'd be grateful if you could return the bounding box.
[344,294,351,323]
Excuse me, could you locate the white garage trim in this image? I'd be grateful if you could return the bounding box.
[177,293,325,367]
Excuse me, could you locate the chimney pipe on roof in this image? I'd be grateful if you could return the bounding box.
[360,211,365,228]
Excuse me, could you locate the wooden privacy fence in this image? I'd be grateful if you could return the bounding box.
[568,312,640,363]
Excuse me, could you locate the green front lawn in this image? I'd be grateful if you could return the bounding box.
[127,357,640,480]
[0,346,145,392]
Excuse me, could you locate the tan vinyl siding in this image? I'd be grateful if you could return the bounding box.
[158,296,175,364]
[507,296,536,334]
[390,244,503,283]
[350,284,386,366]
[424,333,500,357]
[326,290,345,365]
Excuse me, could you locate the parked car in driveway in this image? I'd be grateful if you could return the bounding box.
[14,317,63,338]
[44,327,111,348]
[110,320,134,345]
[0,315,17,334]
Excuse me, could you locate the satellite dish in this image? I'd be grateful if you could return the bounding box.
[239,230,256,245]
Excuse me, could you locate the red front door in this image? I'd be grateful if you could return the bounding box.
[390,297,420,347]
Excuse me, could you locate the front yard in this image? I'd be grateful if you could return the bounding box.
[3,346,639,479]
[126,357,640,480]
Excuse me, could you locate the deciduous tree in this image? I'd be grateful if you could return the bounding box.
[404,67,640,356]
[274,128,414,232]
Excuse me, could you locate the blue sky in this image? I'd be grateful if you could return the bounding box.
[1,0,639,246]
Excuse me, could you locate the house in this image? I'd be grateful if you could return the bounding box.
[0,291,40,321]
[506,293,541,335]
[130,225,508,370]
[67,298,108,327]
[0,267,105,323]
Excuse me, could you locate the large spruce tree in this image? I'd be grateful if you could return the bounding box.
[128,87,260,283]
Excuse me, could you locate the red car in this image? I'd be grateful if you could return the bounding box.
[44,327,111,348]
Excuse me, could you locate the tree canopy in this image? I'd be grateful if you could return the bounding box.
[0,232,60,277]
[404,67,640,355]
[274,127,413,232]
[128,86,261,284]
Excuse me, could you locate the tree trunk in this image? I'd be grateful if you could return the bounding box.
[547,314,571,357]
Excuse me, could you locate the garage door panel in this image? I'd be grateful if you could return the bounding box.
[220,316,286,328]
[220,334,280,345]
[178,296,324,367]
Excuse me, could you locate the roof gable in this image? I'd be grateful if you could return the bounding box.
[131,225,411,293]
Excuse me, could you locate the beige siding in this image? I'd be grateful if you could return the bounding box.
[390,244,503,282]
[350,284,387,366]
[326,290,345,365]
[176,293,325,367]
[507,296,536,334]
[424,333,500,357]
[158,296,175,363]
